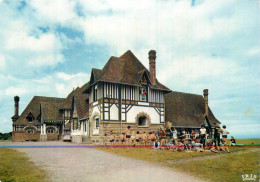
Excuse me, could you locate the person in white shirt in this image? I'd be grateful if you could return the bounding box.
[200,125,207,148]
[221,125,229,142]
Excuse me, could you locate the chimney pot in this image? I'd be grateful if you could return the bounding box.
[14,96,19,116]
[203,89,209,116]
[148,50,156,85]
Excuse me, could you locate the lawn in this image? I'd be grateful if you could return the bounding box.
[99,146,259,182]
[0,148,46,182]
[236,139,260,145]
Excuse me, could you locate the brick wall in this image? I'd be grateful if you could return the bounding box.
[89,121,163,144]
[12,131,40,142]
[47,133,59,141]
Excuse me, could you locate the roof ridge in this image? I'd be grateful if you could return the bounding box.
[170,91,203,97]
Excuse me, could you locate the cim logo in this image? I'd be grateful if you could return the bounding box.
[241,174,257,181]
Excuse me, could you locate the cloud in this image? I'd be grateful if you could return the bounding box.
[5,87,28,96]
[28,54,64,67]
[0,0,259,138]
[55,72,90,96]
[0,54,5,68]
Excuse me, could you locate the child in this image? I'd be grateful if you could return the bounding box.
[194,138,204,152]
[230,136,236,146]
[172,128,178,144]
[222,125,229,142]
[186,139,193,151]
[115,133,120,145]
[205,136,213,150]
[109,131,115,145]
[131,131,136,145]
[165,139,175,150]
[104,134,109,145]
[200,125,207,147]
[119,132,125,145]
[124,126,132,145]
[135,131,142,146]
[191,130,196,140]
[220,139,230,153]
[142,132,148,146]
[210,146,219,153]
[173,140,184,152]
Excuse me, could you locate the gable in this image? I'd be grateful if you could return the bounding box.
[139,70,151,85]
[26,112,35,122]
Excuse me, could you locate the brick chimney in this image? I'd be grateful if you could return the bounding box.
[11,96,19,122]
[203,89,209,116]
[149,50,156,85]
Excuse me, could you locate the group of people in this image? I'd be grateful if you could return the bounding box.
[165,123,232,153]
[104,123,234,153]
[104,126,158,146]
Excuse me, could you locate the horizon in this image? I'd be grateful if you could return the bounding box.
[0,0,259,139]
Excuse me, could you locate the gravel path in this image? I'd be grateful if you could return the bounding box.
[1,141,203,182]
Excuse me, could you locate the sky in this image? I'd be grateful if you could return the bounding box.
[0,0,259,138]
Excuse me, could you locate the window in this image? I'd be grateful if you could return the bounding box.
[95,118,99,129]
[93,85,98,101]
[138,117,147,126]
[140,86,148,102]
[47,128,55,133]
[26,112,35,122]
[26,128,34,134]
[65,109,70,117]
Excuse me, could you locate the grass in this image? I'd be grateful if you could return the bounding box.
[236,139,260,145]
[0,148,46,182]
[172,149,259,182]
[0,139,12,142]
[99,145,259,182]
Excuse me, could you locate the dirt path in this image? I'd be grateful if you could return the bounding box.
[2,141,203,182]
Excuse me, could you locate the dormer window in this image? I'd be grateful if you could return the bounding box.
[26,112,35,122]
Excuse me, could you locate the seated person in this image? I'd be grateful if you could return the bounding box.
[205,136,213,150]
[173,140,184,152]
[220,139,230,153]
[153,139,160,149]
[186,139,193,150]
[165,139,175,150]
[194,138,204,152]
[210,146,219,153]
[230,136,236,146]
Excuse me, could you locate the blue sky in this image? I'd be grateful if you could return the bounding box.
[0,0,259,138]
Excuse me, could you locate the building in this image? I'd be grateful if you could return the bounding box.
[11,50,220,143]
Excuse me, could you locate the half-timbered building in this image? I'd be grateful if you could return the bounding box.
[11,50,220,143]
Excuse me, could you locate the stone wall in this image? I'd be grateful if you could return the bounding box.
[89,121,163,144]
[47,133,59,141]
[12,131,40,142]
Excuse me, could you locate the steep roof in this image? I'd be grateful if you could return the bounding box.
[86,50,170,92]
[164,91,220,128]
[62,82,89,119]
[14,96,65,125]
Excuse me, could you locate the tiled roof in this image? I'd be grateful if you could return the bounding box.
[86,50,170,91]
[164,91,220,128]
[62,82,89,119]
[14,96,65,125]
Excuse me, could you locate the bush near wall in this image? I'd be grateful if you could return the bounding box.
[0,132,12,140]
